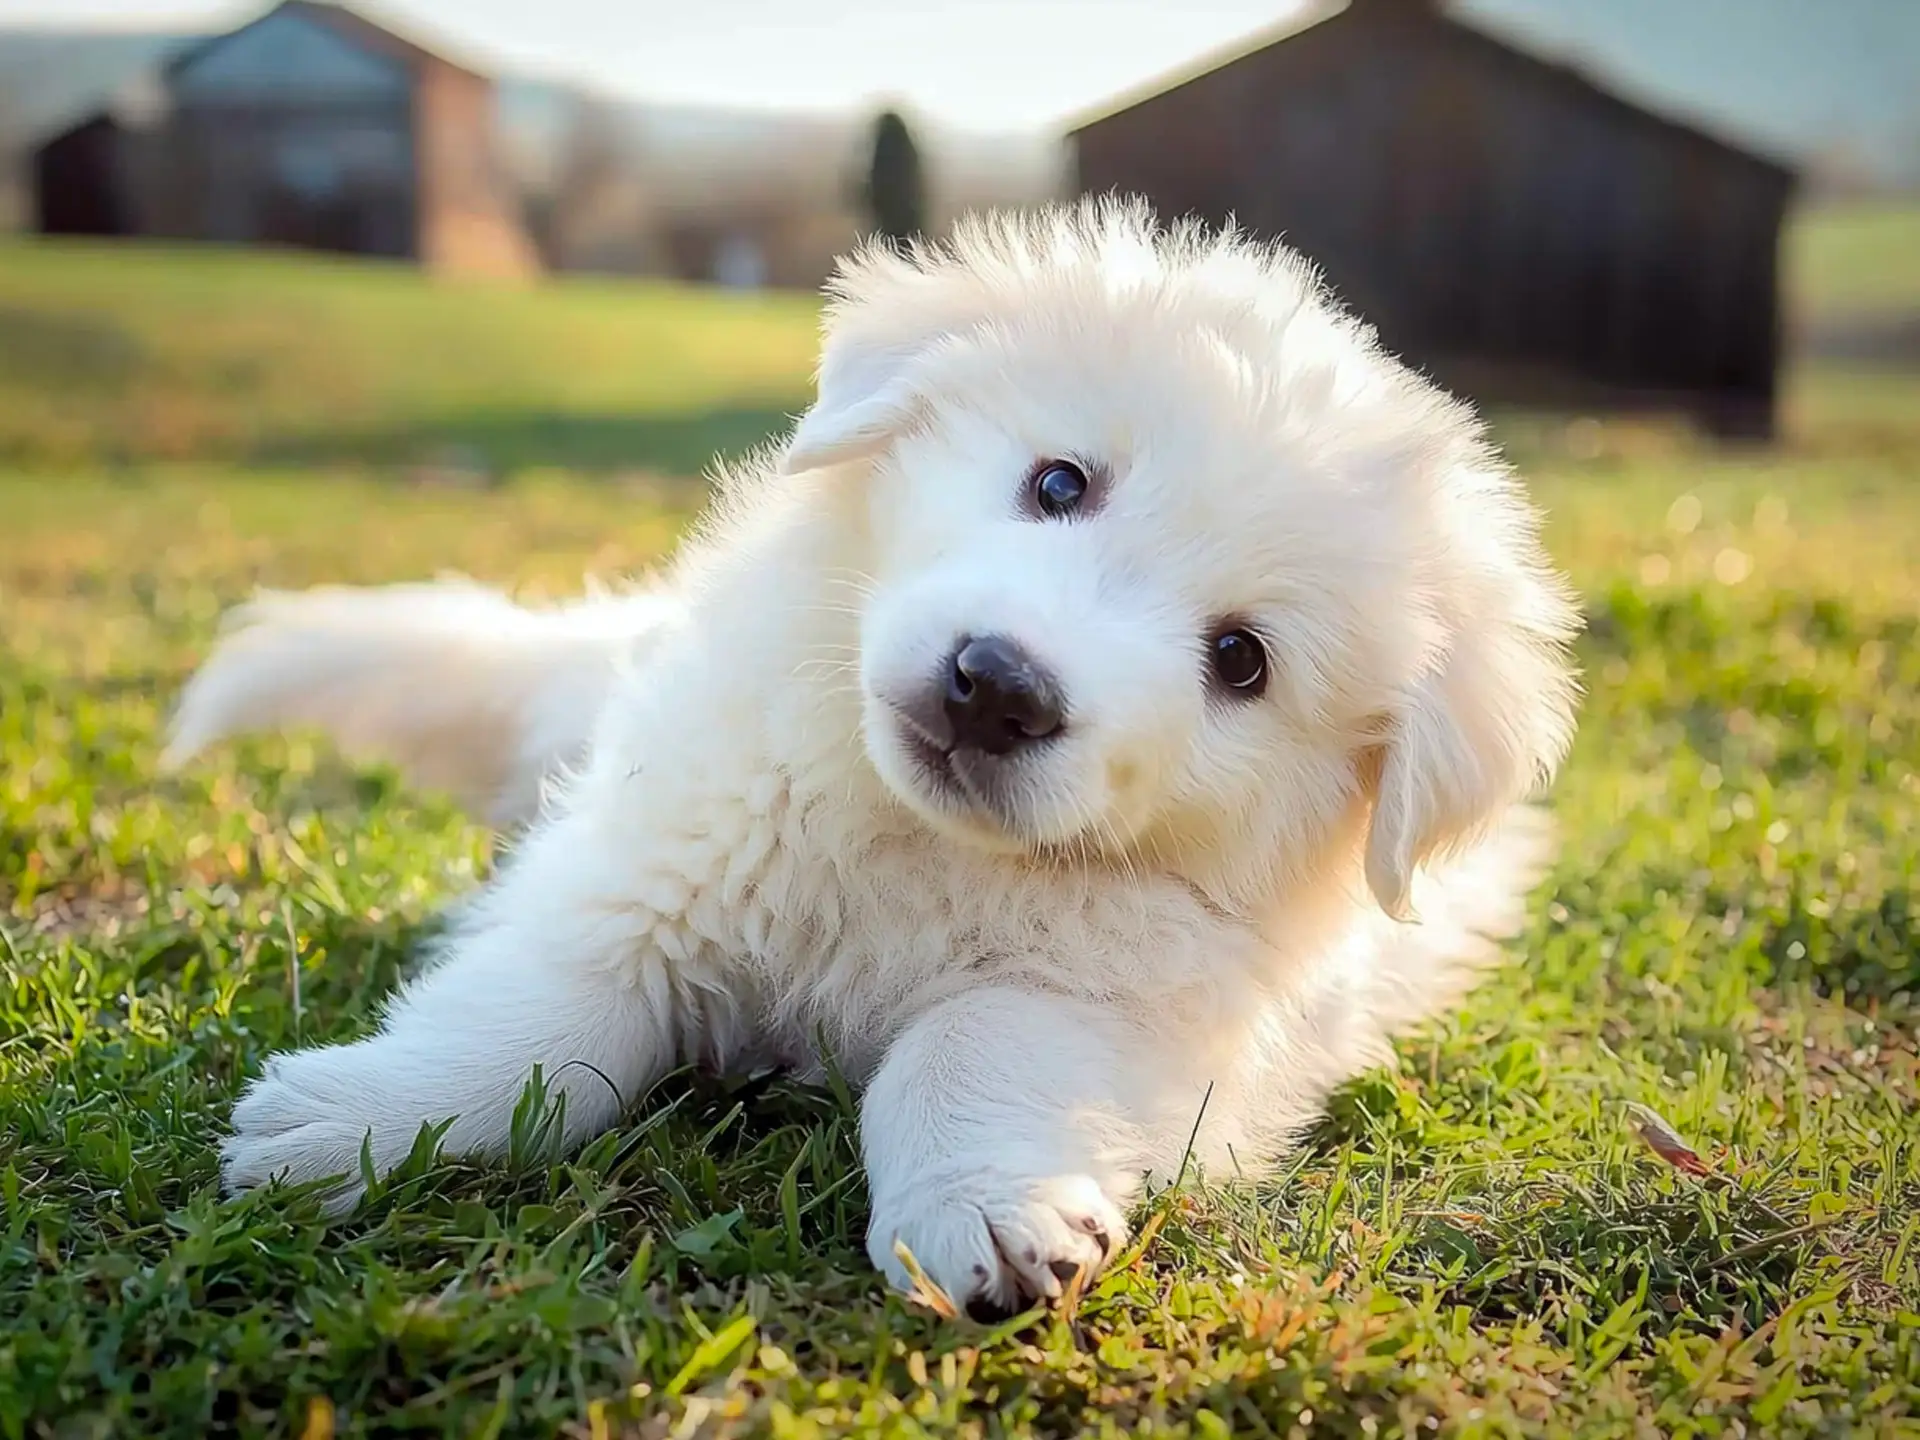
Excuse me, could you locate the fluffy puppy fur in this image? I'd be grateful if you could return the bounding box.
[166,198,1581,1316]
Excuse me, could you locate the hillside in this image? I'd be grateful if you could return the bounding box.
[1788,201,1920,319]
[0,240,821,476]
[1,201,1914,479]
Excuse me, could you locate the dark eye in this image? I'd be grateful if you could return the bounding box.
[1031,460,1089,518]
[1210,628,1269,696]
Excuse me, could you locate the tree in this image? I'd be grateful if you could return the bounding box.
[862,107,925,248]
[526,95,637,271]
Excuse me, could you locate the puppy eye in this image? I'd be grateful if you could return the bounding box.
[1209,627,1269,697]
[1030,460,1089,519]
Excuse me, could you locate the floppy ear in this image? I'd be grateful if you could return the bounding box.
[781,237,992,476]
[1363,494,1580,920]
[782,340,933,474]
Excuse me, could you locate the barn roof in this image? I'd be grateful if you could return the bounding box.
[163,0,492,86]
[31,110,123,155]
[1067,0,1795,180]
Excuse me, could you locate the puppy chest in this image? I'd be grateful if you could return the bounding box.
[632,767,1221,1044]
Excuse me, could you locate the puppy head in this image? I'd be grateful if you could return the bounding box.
[789,200,1580,913]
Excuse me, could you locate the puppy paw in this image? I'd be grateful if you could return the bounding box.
[867,1170,1129,1320]
[221,1042,436,1214]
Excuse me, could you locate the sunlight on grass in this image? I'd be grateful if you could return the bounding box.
[1,231,1916,1436]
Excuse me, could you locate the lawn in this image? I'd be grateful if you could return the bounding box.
[2,208,1918,1437]
[0,238,819,476]
[1787,200,1920,325]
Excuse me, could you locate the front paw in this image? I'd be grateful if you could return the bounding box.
[221,1043,434,1214]
[867,1169,1129,1320]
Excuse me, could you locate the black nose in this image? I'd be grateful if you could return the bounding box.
[943,635,1065,755]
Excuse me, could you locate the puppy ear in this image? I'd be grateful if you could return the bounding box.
[1363,484,1580,920]
[782,344,930,474]
[782,237,988,475]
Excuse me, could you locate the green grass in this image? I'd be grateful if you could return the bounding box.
[0,238,819,475]
[2,199,1915,478]
[2,232,1919,1437]
[1787,200,1920,323]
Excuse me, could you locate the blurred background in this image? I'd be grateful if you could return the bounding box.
[2,0,1917,472]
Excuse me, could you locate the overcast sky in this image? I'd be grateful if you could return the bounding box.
[0,0,1315,131]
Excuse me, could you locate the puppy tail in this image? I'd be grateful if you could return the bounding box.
[161,580,677,826]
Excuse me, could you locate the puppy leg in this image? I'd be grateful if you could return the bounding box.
[221,816,686,1212]
[861,987,1148,1318]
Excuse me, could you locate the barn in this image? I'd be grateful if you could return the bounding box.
[33,114,133,239]
[1070,0,1797,437]
[32,0,537,279]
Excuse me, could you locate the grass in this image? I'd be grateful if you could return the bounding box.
[1787,200,1920,323]
[2,220,1919,1437]
[1,200,1914,478]
[0,238,819,475]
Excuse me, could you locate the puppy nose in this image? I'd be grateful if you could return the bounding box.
[943,635,1065,755]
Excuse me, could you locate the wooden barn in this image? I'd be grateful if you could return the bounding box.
[32,0,537,279]
[1070,0,1796,437]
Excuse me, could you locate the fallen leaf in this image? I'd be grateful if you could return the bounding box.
[1624,1102,1712,1175]
[301,1397,336,1440]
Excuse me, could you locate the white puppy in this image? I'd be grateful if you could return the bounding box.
[166,198,1580,1317]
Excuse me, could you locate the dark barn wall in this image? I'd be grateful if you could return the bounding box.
[33,119,130,237]
[1072,1,1792,435]
[150,100,418,258]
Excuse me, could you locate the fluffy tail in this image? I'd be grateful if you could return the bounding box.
[162,580,678,826]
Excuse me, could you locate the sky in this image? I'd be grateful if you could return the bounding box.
[0,0,1317,132]
[1,0,1914,178]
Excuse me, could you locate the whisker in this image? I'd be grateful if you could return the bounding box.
[794,603,870,619]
